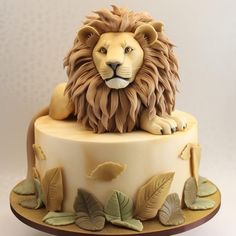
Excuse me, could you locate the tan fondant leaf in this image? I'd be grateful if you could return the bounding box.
[33,144,46,160]
[74,189,105,231]
[198,182,217,197]
[188,198,215,210]
[41,168,63,211]
[88,161,126,181]
[134,172,175,220]
[190,144,201,185]
[43,212,76,226]
[179,144,191,160]
[159,193,185,226]
[184,177,197,208]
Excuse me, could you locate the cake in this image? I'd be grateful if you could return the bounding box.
[12,6,219,234]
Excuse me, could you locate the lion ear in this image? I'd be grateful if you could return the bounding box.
[134,24,157,45]
[150,21,164,33]
[77,26,100,46]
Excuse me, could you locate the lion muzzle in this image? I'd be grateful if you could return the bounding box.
[105,77,130,89]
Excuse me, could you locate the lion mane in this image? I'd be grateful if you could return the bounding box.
[64,6,179,133]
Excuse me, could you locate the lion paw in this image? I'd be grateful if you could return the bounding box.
[140,111,188,135]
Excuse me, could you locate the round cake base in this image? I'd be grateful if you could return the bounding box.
[10,181,221,236]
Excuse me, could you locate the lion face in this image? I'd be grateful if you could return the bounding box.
[92,32,144,89]
[64,6,179,133]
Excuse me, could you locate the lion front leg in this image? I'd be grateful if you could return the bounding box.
[140,110,187,135]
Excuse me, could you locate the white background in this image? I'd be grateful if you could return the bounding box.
[0,0,236,235]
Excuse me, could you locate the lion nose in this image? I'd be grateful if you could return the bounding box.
[106,62,121,71]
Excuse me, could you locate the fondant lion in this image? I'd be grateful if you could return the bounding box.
[14,6,187,194]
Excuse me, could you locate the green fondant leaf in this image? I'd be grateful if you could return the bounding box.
[111,219,143,232]
[198,182,217,197]
[134,172,175,220]
[13,179,35,195]
[43,212,76,226]
[104,190,143,232]
[34,178,45,208]
[74,189,105,231]
[159,193,185,226]
[188,198,215,210]
[20,198,38,209]
[105,190,133,222]
[184,177,197,208]
[199,176,208,185]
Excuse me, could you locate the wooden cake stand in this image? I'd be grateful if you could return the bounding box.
[10,182,221,236]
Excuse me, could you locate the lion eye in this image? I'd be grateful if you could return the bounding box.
[124,46,133,54]
[99,47,107,54]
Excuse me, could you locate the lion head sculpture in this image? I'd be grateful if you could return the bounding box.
[64,6,179,133]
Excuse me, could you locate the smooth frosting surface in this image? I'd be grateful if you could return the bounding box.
[35,111,198,211]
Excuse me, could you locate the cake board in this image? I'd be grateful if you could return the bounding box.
[10,181,221,236]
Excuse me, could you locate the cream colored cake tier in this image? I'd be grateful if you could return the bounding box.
[35,110,198,212]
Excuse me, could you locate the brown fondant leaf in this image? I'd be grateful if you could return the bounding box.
[134,172,175,220]
[184,177,197,208]
[179,144,191,160]
[41,168,63,211]
[190,144,201,185]
[33,144,46,160]
[159,193,185,226]
[88,161,126,181]
[74,189,105,231]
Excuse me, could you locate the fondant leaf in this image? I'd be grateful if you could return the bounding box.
[88,162,126,181]
[159,193,185,226]
[33,144,46,160]
[104,190,143,232]
[111,219,143,232]
[20,198,38,209]
[180,144,191,160]
[34,178,45,207]
[41,168,63,211]
[134,172,175,220]
[105,190,133,222]
[198,182,217,197]
[20,179,45,209]
[13,179,35,195]
[188,198,215,210]
[199,176,208,185]
[184,177,197,208]
[74,189,105,231]
[43,212,76,226]
[32,167,41,181]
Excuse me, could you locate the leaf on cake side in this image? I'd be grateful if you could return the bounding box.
[88,161,126,181]
[179,144,192,160]
[41,168,63,212]
[73,189,105,231]
[32,167,41,181]
[33,144,46,160]
[197,181,217,197]
[13,179,35,195]
[199,176,208,185]
[159,193,185,226]
[134,172,175,221]
[184,177,215,210]
[43,211,76,226]
[104,190,143,232]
